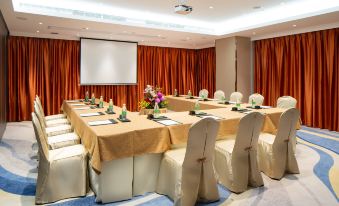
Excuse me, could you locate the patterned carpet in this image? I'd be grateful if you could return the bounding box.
[0,122,338,205]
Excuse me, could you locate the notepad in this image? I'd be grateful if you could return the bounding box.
[260,106,272,109]
[80,112,104,117]
[155,119,181,126]
[199,115,223,120]
[88,119,117,126]
[70,103,86,106]
[74,107,91,110]
[66,100,82,103]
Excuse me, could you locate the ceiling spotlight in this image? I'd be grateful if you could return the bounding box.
[38,22,43,25]
[209,6,214,9]
[36,30,40,33]
[157,34,162,37]
[292,24,297,27]
[83,27,89,30]
[253,6,262,9]
[141,39,144,42]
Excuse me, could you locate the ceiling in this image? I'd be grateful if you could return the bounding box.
[1,0,339,49]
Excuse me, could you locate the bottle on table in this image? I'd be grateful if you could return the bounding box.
[91,93,95,105]
[174,89,178,96]
[99,96,104,108]
[121,104,127,119]
[154,102,160,118]
[251,98,256,108]
[108,99,114,112]
[194,100,200,113]
[85,91,89,102]
[236,98,241,109]
[188,90,192,98]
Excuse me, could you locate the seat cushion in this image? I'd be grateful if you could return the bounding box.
[48,132,80,149]
[46,124,73,137]
[49,144,86,161]
[259,133,275,145]
[164,147,186,165]
[46,118,69,127]
[215,139,235,154]
[45,113,67,121]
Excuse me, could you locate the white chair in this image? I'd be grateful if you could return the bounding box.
[32,113,87,204]
[230,92,243,102]
[199,89,209,98]
[214,112,264,193]
[248,93,264,106]
[257,108,300,179]
[35,95,67,123]
[214,90,225,100]
[34,102,79,149]
[32,113,79,150]
[277,96,297,109]
[157,118,220,205]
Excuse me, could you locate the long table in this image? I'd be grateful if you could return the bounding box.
[62,98,290,174]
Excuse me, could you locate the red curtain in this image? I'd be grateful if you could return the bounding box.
[7,36,215,121]
[254,28,339,131]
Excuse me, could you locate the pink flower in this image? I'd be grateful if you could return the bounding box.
[160,96,165,101]
[155,98,160,103]
[157,92,163,98]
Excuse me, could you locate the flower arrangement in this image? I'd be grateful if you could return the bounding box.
[139,85,168,109]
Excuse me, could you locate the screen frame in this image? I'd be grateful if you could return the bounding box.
[80,37,138,85]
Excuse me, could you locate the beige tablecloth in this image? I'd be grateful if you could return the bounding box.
[62,99,295,174]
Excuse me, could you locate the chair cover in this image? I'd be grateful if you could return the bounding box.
[230,92,243,102]
[214,112,264,193]
[34,102,72,137]
[257,108,300,179]
[248,93,264,105]
[35,95,66,120]
[214,90,225,100]
[157,118,220,205]
[32,113,87,204]
[199,89,209,98]
[277,96,297,109]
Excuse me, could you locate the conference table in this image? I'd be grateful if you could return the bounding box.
[61,96,299,203]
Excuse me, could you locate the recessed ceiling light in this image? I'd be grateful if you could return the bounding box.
[209,6,214,9]
[38,22,43,25]
[157,34,162,37]
[141,39,144,42]
[36,30,39,33]
[292,24,297,27]
[83,27,89,30]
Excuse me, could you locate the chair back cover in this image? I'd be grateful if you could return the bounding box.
[180,117,220,205]
[248,93,264,105]
[232,112,265,190]
[230,92,243,102]
[273,108,300,176]
[35,95,46,118]
[199,89,209,98]
[34,101,47,129]
[277,96,297,109]
[214,90,225,100]
[31,112,49,160]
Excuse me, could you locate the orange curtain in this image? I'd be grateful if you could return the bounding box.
[254,28,339,131]
[7,37,215,121]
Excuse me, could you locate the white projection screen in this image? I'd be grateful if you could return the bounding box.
[80,38,137,85]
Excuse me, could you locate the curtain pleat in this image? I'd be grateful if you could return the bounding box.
[7,37,215,122]
[254,28,339,131]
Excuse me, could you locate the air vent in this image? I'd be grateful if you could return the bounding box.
[16,16,27,20]
[50,32,59,35]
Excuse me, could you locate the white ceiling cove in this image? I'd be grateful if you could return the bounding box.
[1,0,339,48]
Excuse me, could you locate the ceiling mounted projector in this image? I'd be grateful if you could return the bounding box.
[175,4,193,15]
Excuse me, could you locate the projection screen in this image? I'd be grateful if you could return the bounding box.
[80,38,137,85]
